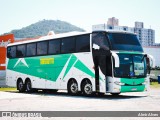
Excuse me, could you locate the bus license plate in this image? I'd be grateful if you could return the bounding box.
[131,88,137,91]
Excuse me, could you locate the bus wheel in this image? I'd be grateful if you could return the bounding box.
[17,80,25,93]
[26,80,32,93]
[111,93,120,96]
[82,80,93,96]
[68,80,79,95]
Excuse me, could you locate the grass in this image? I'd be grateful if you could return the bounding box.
[0,87,17,91]
[150,82,160,89]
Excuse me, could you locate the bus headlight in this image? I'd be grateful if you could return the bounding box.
[114,81,125,85]
[142,81,148,85]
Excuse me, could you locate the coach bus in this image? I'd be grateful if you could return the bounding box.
[6,30,155,95]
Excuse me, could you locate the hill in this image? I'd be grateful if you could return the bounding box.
[6,20,85,38]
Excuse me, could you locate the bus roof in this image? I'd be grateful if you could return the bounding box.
[93,30,137,35]
[7,30,136,46]
[7,31,91,46]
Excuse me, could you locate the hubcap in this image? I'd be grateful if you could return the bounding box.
[84,83,92,95]
[19,81,23,90]
[70,83,78,93]
[26,82,31,91]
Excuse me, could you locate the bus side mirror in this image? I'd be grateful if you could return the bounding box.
[146,54,155,68]
[111,52,119,68]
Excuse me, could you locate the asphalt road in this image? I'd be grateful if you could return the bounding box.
[0,89,160,111]
[0,89,160,119]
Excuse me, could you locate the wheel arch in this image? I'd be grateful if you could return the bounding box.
[25,77,31,85]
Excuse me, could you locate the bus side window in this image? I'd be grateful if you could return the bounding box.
[7,46,16,58]
[26,43,36,56]
[76,34,90,52]
[37,41,48,55]
[61,37,76,54]
[16,45,26,58]
[48,39,60,54]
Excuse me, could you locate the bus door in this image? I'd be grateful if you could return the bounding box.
[92,32,112,92]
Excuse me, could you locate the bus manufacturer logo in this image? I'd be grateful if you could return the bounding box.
[131,88,137,91]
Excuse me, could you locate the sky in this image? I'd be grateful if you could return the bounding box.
[0,0,160,43]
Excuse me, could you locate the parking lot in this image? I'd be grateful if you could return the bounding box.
[0,88,160,112]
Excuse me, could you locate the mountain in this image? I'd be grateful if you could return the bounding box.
[6,20,85,38]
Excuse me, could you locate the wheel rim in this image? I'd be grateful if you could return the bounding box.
[18,81,23,90]
[84,83,92,95]
[70,82,78,93]
[26,81,31,91]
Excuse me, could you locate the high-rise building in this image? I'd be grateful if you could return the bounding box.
[107,17,119,26]
[92,19,155,46]
[134,26,155,46]
[135,22,144,28]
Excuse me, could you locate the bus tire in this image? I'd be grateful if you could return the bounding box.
[67,79,79,95]
[82,80,93,96]
[17,79,25,93]
[25,79,33,93]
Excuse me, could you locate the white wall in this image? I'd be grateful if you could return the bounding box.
[143,47,160,67]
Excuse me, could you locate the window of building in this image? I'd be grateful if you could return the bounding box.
[76,34,90,52]
[26,43,36,56]
[123,28,127,31]
[16,44,26,57]
[37,41,48,55]
[48,39,60,54]
[61,37,76,53]
[7,46,16,58]
[109,26,112,29]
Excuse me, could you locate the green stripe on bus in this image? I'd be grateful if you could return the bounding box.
[74,59,95,78]
[121,78,145,85]
[63,55,77,79]
[121,85,145,92]
[7,54,95,81]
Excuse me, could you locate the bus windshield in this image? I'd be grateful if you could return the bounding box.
[114,54,147,78]
[107,33,143,52]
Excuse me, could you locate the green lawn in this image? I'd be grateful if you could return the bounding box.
[150,82,160,89]
[0,87,17,91]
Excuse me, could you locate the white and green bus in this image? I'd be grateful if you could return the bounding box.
[6,30,155,95]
